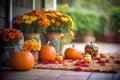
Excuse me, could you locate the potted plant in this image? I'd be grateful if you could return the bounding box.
[22,39,41,64]
[0,28,23,65]
[13,9,50,42]
[42,9,74,54]
[0,28,23,47]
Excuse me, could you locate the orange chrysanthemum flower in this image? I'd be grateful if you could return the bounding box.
[1,28,23,47]
[9,32,15,39]
[50,19,55,23]
[3,34,10,42]
[55,21,61,27]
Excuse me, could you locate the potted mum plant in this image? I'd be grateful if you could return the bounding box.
[42,9,74,54]
[0,28,23,65]
[0,28,23,47]
[22,39,41,64]
[13,9,50,42]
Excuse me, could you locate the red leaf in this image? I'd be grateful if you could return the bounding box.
[41,61,55,64]
[93,57,101,61]
[97,60,105,63]
[74,61,89,67]
[105,59,109,63]
[99,63,106,66]
[110,56,115,58]
[115,60,120,64]
[74,66,82,71]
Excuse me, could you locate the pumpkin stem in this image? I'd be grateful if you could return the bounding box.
[47,41,50,45]
[72,44,75,48]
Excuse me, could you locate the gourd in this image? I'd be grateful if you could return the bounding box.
[38,41,56,61]
[100,53,106,58]
[65,45,82,59]
[56,55,64,61]
[85,42,98,57]
[83,54,92,63]
[10,51,34,71]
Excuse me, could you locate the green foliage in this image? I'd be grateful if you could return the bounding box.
[59,8,107,35]
[109,7,120,35]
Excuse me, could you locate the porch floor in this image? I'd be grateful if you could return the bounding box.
[0,42,120,80]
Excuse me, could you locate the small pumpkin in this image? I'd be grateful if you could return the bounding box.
[56,55,64,61]
[100,53,106,58]
[65,45,82,59]
[39,45,56,61]
[10,51,34,71]
[83,54,92,63]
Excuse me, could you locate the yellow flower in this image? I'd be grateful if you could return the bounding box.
[30,16,37,21]
[25,19,33,24]
[22,39,41,52]
[68,17,74,30]
[22,15,29,20]
[61,17,69,22]
[56,12,62,16]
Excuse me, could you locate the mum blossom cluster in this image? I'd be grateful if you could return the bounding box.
[13,8,74,34]
[44,9,74,33]
[0,28,23,47]
[13,10,50,33]
[22,39,41,52]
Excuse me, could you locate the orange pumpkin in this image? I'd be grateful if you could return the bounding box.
[10,51,34,71]
[65,47,82,59]
[39,45,56,61]
[56,55,64,61]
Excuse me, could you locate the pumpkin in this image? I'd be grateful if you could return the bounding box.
[65,45,82,59]
[56,55,64,61]
[85,42,98,57]
[83,54,92,63]
[10,51,34,71]
[39,45,56,61]
[100,53,106,58]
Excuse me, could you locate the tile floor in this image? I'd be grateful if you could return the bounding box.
[0,42,120,80]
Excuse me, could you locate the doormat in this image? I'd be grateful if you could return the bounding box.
[35,53,120,73]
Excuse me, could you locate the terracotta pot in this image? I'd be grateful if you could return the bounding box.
[24,33,41,44]
[44,32,61,55]
[116,36,120,43]
[105,35,115,43]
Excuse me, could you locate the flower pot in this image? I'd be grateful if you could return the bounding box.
[24,33,41,44]
[44,32,61,55]
[32,51,38,65]
[116,36,120,43]
[0,47,18,66]
[105,35,115,43]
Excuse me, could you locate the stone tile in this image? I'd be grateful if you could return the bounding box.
[57,71,92,80]
[1,69,51,80]
[63,71,92,76]
[1,69,50,76]
[88,72,114,80]
[38,70,66,80]
[113,70,120,80]
[1,75,39,80]
[57,75,88,80]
